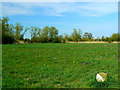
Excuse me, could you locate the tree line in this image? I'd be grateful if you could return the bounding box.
[1,17,120,44]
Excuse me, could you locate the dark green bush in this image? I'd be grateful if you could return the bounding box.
[2,34,15,44]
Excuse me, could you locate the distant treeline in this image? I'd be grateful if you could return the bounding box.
[1,17,120,44]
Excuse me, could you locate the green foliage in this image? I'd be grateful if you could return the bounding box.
[15,23,23,40]
[111,33,119,41]
[41,26,49,43]
[63,39,66,43]
[104,37,112,43]
[2,17,15,44]
[81,37,89,41]
[30,26,60,43]
[49,26,59,43]
[104,37,110,42]
[2,17,9,34]
[83,32,92,39]
[2,33,15,44]
[71,28,82,42]
[68,38,73,41]
[24,38,31,43]
[63,33,69,40]
[53,36,61,43]
[101,36,105,41]
[31,37,40,43]
[1,17,119,44]
[1,17,28,44]
[103,33,120,42]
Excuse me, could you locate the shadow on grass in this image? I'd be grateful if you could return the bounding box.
[90,80,109,88]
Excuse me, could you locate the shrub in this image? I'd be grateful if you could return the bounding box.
[2,34,15,44]
[63,39,66,43]
[24,38,31,43]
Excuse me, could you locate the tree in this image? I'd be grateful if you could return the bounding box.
[2,17,15,44]
[104,37,112,43]
[71,28,82,42]
[37,27,41,37]
[19,27,28,40]
[83,32,92,39]
[2,17,9,34]
[72,28,78,41]
[101,36,105,41]
[64,33,69,41]
[49,26,58,43]
[111,33,119,41]
[24,38,31,43]
[97,37,100,41]
[30,26,41,42]
[8,24,15,35]
[58,34,63,42]
[88,33,92,39]
[41,26,49,43]
[15,23,23,40]
[2,33,15,44]
[78,29,82,39]
[30,26,38,38]
[53,36,61,43]
[83,32,89,38]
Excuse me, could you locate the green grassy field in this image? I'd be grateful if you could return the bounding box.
[2,43,118,88]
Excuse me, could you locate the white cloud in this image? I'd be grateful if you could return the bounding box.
[2,3,34,16]
[1,2,118,17]
[77,3,118,16]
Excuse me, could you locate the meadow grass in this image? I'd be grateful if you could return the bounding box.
[2,43,118,88]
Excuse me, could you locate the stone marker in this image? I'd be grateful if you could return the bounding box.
[96,72,107,82]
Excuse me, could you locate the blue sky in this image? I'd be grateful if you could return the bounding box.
[1,2,118,39]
